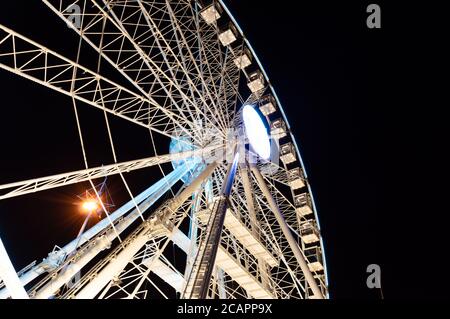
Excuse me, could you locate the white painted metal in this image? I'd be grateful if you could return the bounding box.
[219,0,329,291]
[214,248,273,299]
[0,146,219,200]
[0,163,191,299]
[239,163,273,292]
[143,257,184,293]
[171,220,275,299]
[182,152,239,299]
[0,0,329,299]
[250,165,324,299]
[0,24,194,139]
[0,237,29,299]
[196,208,278,267]
[71,162,219,299]
[72,228,150,299]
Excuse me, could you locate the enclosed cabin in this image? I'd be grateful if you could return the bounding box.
[299,220,320,244]
[287,167,305,190]
[304,246,324,272]
[218,22,238,47]
[280,142,296,164]
[259,95,277,116]
[247,70,265,93]
[200,1,222,25]
[270,118,287,139]
[294,192,313,216]
[234,47,252,70]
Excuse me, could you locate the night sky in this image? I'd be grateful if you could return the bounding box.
[0,1,448,300]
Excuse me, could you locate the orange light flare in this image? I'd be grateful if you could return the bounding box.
[81,199,99,213]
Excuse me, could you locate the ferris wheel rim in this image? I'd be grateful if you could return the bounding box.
[0,0,328,299]
[218,0,329,292]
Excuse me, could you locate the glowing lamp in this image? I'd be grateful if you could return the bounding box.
[242,105,271,160]
[81,200,98,212]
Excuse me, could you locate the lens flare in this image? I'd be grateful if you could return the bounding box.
[81,200,98,212]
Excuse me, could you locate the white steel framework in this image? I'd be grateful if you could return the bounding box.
[0,0,328,299]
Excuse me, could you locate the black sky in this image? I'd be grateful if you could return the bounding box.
[224,1,449,300]
[0,1,448,300]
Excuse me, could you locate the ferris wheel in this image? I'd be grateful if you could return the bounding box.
[0,0,328,299]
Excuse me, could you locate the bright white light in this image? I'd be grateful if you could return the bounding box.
[243,105,271,160]
[81,200,98,212]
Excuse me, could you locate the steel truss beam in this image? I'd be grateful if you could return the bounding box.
[0,24,192,137]
[0,237,29,299]
[182,152,239,299]
[0,145,220,200]
[42,0,233,141]
[0,163,191,299]
[62,161,219,299]
[0,0,328,300]
[250,165,324,299]
[239,162,272,292]
[107,0,229,131]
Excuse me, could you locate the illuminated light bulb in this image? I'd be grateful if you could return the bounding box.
[81,200,98,212]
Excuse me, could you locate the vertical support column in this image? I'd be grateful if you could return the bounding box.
[183,153,240,299]
[71,162,219,299]
[250,165,324,299]
[239,163,258,235]
[184,191,201,281]
[185,179,229,299]
[0,236,28,299]
[215,267,227,299]
[239,162,272,291]
[0,163,193,300]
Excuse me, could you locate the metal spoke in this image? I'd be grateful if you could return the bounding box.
[0,144,220,200]
[0,24,194,139]
[0,0,328,299]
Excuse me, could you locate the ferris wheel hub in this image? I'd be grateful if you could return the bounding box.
[169,134,205,185]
